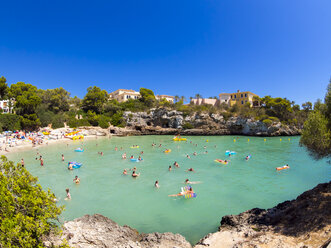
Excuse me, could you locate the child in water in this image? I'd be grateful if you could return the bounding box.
[155,180,159,188]
[73,176,80,184]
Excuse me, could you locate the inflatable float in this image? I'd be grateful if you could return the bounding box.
[173,135,187,141]
[68,162,82,169]
[130,158,143,162]
[130,146,139,148]
[75,148,84,152]
[214,159,228,165]
[164,149,171,153]
[225,150,236,155]
[276,165,290,171]
[181,186,197,199]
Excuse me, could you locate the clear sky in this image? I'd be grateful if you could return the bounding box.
[1,0,330,105]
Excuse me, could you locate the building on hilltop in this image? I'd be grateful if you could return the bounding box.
[109,89,141,103]
[219,90,259,107]
[155,95,174,103]
[190,98,219,106]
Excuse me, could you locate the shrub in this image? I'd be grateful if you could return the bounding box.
[262,119,273,126]
[98,115,110,129]
[110,112,124,127]
[0,156,65,247]
[0,113,21,131]
[182,122,194,129]
[268,116,280,122]
[20,114,41,131]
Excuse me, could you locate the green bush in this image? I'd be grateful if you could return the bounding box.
[182,122,194,129]
[98,115,110,129]
[20,114,41,131]
[0,156,64,247]
[0,114,21,131]
[268,116,280,122]
[262,119,273,126]
[110,112,124,127]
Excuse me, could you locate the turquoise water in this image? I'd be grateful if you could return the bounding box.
[7,135,330,244]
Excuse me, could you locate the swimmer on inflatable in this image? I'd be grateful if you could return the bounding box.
[168,186,195,197]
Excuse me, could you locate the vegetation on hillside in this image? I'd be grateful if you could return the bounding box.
[0,75,319,131]
[300,80,331,158]
[0,156,69,248]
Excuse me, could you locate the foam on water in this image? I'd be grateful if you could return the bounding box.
[7,135,330,244]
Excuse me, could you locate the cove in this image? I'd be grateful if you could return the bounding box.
[7,135,330,244]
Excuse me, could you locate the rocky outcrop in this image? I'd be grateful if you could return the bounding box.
[195,181,331,248]
[44,214,192,248]
[120,108,301,136]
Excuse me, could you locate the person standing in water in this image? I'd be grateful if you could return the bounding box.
[62,154,64,161]
[40,156,44,166]
[73,176,80,184]
[65,188,71,200]
[168,165,172,171]
[21,158,24,167]
[155,180,159,188]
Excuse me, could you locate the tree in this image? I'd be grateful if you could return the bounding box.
[325,80,331,128]
[0,76,8,100]
[174,95,180,103]
[40,87,71,113]
[302,101,312,112]
[300,111,331,158]
[81,86,108,114]
[139,88,156,107]
[0,156,67,247]
[9,82,42,115]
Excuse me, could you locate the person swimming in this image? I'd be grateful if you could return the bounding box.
[138,156,142,161]
[193,152,197,156]
[168,165,172,171]
[173,161,179,168]
[122,153,127,159]
[155,180,159,188]
[61,154,64,161]
[130,155,134,159]
[186,168,195,172]
[168,186,194,197]
[140,151,144,155]
[123,169,127,175]
[132,170,140,178]
[186,154,191,159]
[185,179,201,184]
[21,158,24,167]
[73,176,80,184]
[68,163,73,170]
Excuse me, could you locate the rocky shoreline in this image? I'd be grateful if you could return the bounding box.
[109,108,301,136]
[45,182,330,248]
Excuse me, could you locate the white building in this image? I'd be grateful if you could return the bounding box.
[190,98,219,106]
[156,95,174,103]
[109,89,141,103]
[219,93,231,104]
[0,100,14,114]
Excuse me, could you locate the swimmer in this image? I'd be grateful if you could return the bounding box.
[173,161,179,168]
[155,180,159,188]
[138,156,142,161]
[159,144,162,147]
[140,151,144,155]
[98,151,103,156]
[122,153,127,159]
[132,170,140,178]
[21,158,24,167]
[168,165,172,171]
[73,176,80,184]
[130,155,134,159]
[204,151,208,154]
[62,154,64,161]
[120,147,123,150]
[65,188,71,200]
[68,163,73,170]
[186,168,195,172]
[193,152,197,156]
[203,146,207,149]
[123,169,127,175]
[185,179,201,184]
[115,147,118,151]
[186,154,191,159]
[168,186,194,197]
[131,166,137,171]
[40,157,44,166]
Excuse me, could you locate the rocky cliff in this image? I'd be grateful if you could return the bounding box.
[113,108,301,136]
[45,182,330,248]
[195,181,331,248]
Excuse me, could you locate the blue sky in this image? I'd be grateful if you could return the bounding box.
[1,0,330,105]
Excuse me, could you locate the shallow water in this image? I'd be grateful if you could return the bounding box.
[7,135,330,244]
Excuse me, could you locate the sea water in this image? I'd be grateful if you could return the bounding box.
[6,135,330,244]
